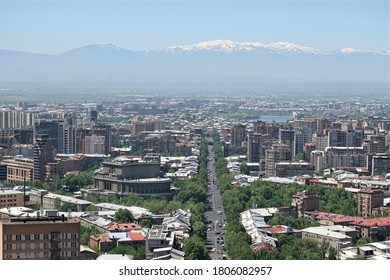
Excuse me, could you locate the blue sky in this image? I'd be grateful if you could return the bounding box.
[1,1,389,54]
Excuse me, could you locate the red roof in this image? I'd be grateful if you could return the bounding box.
[107,223,142,232]
[358,217,390,227]
[127,232,146,241]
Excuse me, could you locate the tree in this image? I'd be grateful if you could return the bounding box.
[114,208,134,223]
[240,162,250,175]
[183,236,210,260]
[356,237,370,247]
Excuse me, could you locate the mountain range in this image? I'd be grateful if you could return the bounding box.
[0,40,388,85]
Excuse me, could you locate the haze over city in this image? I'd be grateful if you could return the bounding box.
[0,0,390,274]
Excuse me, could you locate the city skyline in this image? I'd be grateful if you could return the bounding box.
[0,1,388,55]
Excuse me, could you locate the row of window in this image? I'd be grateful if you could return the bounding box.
[5,251,77,259]
[5,242,78,250]
[5,233,78,241]
[0,194,18,198]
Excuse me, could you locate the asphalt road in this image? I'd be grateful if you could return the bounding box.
[205,141,229,260]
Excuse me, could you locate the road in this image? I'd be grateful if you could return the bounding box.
[205,140,229,260]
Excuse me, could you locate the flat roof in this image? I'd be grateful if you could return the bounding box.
[302,227,352,239]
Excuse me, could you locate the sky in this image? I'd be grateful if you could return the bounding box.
[0,0,389,55]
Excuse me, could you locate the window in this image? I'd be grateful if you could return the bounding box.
[71,251,77,257]
[25,234,31,241]
[34,252,40,258]
[35,243,40,249]
[16,235,21,240]
[71,233,77,239]
[6,253,12,259]
[44,234,49,240]
[6,244,12,250]
[26,243,31,250]
[16,244,21,250]
[71,242,77,248]
[34,234,40,240]
[44,243,49,249]
[6,235,12,241]
[43,252,49,258]
[26,253,31,259]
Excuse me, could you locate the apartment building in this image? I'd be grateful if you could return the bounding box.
[0,213,80,260]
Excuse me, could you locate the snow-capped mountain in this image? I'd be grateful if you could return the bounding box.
[0,40,388,85]
[164,39,324,55]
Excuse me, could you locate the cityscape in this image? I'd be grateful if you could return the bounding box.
[0,0,389,266]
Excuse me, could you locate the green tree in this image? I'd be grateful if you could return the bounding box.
[356,237,370,247]
[183,236,210,260]
[114,208,134,223]
[240,162,250,175]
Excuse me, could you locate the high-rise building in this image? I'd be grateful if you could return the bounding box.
[346,129,364,147]
[328,129,347,147]
[33,134,55,182]
[293,130,309,158]
[325,147,366,168]
[279,129,295,152]
[265,144,292,177]
[247,131,263,163]
[230,124,247,147]
[0,110,34,129]
[34,112,77,154]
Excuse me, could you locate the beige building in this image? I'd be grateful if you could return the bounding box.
[0,190,24,208]
[1,157,34,182]
[358,188,384,218]
[0,214,80,260]
[301,225,356,249]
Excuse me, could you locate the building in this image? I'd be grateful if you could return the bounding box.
[29,191,92,212]
[0,190,24,208]
[265,144,292,177]
[275,162,315,178]
[34,113,77,154]
[33,134,55,182]
[310,150,326,172]
[312,132,329,152]
[230,124,246,147]
[1,156,34,182]
[325,147,366,168]
[146,225,175,253]
[0,212,80,260]
[93,157,173,197]
[328,129,347,147]
[301,225,355,249]
[358,188,384,218]
[291,190,319,217]
[0,110,35,130]
[247,131,263,163]
[303,143,316,162]
[84,134,105,154]
[279,129,295,152]
[371,154,390,176]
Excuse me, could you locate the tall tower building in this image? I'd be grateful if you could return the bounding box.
[265,144,292,177]
[230,124,247,147]
[33,134,55,182]
[279,129,295,152]
[34,113,77,154]
[247,131,263,163]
